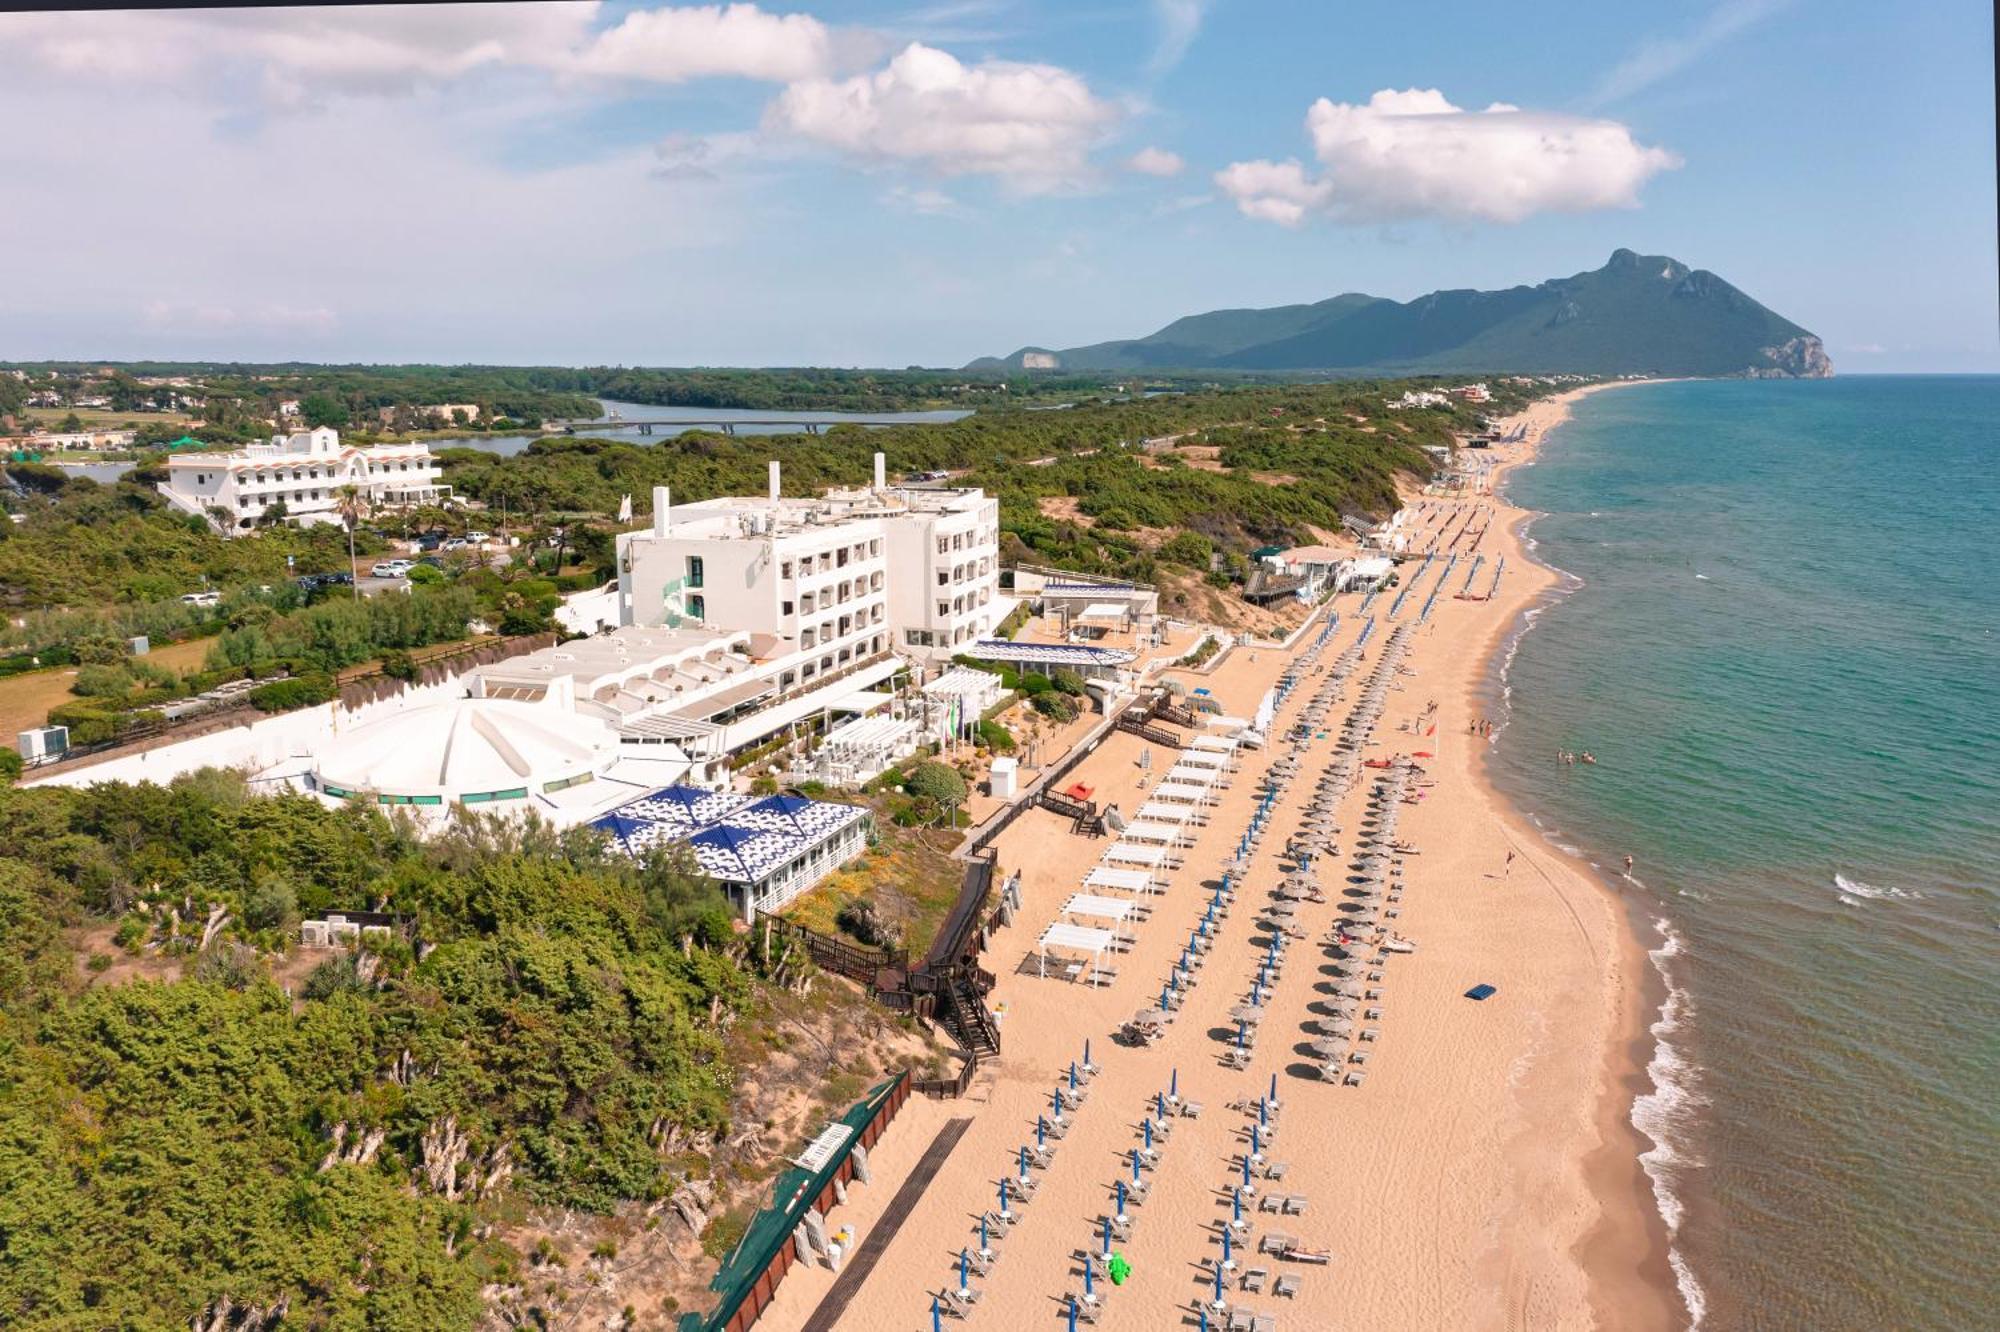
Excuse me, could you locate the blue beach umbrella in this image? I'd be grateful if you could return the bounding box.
[1241,1153,1252,1188]
[1068,1295,1079,1332]
[932,1295,942,1332]
[1019,1145,1030,1181]
[1037,1116,1047,1149]
[1102,1216,1113,1254]
[1251,1124,1263,1161]
[959,1247,970,1293]
[1130,1149,1142,1184]
[1116,1179,1127,1219]
[1222,1226,1234,1270]
[1144,1118,1154,1155]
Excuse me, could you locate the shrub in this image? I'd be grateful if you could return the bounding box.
[905,760,967,810]
[1032,692,1078,723]
[379,649,418,681]
[248,674,336,713]
[976,719,1015,752]
[406,563,445,586]
[1048,668,1086,696]
[1157,530,1213,568]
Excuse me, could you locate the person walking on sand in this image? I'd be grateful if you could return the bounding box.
[1624,854,1635,877]
[1504,850,1517,878]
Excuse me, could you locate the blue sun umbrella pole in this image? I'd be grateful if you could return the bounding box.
[958,1247,971,1295]
[1083,1256,1096,1303]
[1235,1020,1247,1049]
[1037,1116,1048,1150]
[1130,1149,1143,1185]
[1069,1061,1079,1091]
[1210,1258,1227,1309]
[1161,982,1172,1012]
[1251,1123,1264,1164]
[979,1214,993,1259]
[1222,1225,1235,1271]
[998,1176,1012,1219]
[1143,1117,1154,1158]
[1052,1087,1065,1124]
[1067,1294,1079,1332]
[1232,1187,1245,1230]
[1258,1096,1269,1129]
[1102,1215,1113,1255]
[1082,1037,1094,1072]
[1115,1179,1128,1222]
[1019,1145,1030,1182]
[1155,1091,1169,1125]
[1240,1152,1254,1192]
[932,1295,943,1332]
[1269,1070,1282,1109]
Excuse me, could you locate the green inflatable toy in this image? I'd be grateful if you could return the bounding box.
[1107,1252,1131,1286]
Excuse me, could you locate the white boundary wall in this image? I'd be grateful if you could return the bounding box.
[25,673,475,791]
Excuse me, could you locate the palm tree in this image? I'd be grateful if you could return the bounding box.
[336,484,369,600]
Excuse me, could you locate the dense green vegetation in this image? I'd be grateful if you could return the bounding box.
[0,771,754,1329]
[978,249,1828,378]
[442,376,1511,584]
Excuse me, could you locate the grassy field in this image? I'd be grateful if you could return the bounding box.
[0,636,216,744]
[21,406,193,430]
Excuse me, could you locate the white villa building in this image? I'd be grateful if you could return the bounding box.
[157,426,450,533]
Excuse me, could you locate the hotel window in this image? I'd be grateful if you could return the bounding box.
[937,600,950,618]
[462,788,528,804]
[869,539,880,556]
[803,662,817,680]
[782,600,794,616]
[936,536,949,555]
[802,628,816,649]
[937,571,949,587]
[801,592,815,613]
[781,671,797,690]
[836,547,848,568]
[838,648,851,665]
[687,595,705,620]
[781,560,794,579]
[820,655,833,672]
[685,555,705,589]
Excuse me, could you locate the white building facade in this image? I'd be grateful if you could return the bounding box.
[156,427,450,533]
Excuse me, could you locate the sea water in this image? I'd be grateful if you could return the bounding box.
[1490,377,1999,1330]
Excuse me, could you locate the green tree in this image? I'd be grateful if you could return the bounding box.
[299,393,348,429]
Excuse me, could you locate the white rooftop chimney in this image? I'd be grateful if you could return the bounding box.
[652,485,671,538]
[873,451,886,490]
[768,459,782,502]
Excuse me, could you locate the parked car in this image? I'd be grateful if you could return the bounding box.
[441,537,469,552]
[464,530,491,544]
[179,590,221,607]
[371,559,413,578]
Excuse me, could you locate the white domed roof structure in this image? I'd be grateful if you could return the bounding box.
[312,696,618,811]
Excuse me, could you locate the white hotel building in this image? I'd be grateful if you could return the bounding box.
[157,426,449,533]
[614,455,1002,668]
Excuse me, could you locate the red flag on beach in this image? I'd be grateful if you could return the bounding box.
[1426,723,1436,737]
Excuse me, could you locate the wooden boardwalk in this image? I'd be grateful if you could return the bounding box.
[799,1117,974,1332]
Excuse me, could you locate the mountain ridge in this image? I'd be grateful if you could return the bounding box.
[971,250,1831,379]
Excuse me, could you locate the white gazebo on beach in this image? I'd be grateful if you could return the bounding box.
[1037,921,1117,984]
[1062,893,1138,928]
[1165,763,1223,787]
[1175,748,1231,770]
[1136,800,1199,824]
[1189,734,1239,754]
[1102,841,1169,868]
[1150,781,1215,805]
[1119,820,1191,846]
[1085,866,1159,894]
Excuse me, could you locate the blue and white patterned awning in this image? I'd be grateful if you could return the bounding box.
[964,640,1136,668]
[592,786,868,886]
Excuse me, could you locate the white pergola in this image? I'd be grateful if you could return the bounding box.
[1102,841,1168,868]
[1062,893,1138,926]
[1037,921,1117,983]
[1205,714,1252,731]
[1135,800,1198,824]
[1189,734,1239,754]
[1085,865,1158,893]
[1119,820,1190,846]
[1175,748,1231,769]
[1151,781,1215,804]
[1165,763,1224,787]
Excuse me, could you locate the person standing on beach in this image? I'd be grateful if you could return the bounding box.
[1504,850,1517,877]
[1624,854,1635,876]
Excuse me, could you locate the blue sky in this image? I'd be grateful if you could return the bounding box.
[0,0,1992,371]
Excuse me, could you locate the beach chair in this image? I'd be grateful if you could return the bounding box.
[1281,1195,1307,1215]
[1029,1144,1055,1170]
[1259,1193,1283,1213]
[1281,1241,1332,1265]
[941,1286,979,1317]
[1360,1028,1379,1042]
[968,1249,995,1277]
[1344,1071,1366,1087]
[1274,1275,1301,1299]
[1179,1100,1204,1119]
[1012,1173,1038,1200]
[1259,1232,1296,1256]
[1252,1315,1278,1332]
[1073,1295,1101,1324]
[1261,1160,1290,1181]
[1221,1047,1251,1070]
[1241,1266,1270,1294]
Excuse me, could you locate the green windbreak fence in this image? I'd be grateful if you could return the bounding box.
[679,1072,909,1332]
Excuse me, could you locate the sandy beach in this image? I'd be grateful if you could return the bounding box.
[758,382,1679,1332]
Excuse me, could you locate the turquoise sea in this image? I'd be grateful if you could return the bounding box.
[1489,377,1999,1330]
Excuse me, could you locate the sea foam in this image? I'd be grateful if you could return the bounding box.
[1632,917,1709,1328]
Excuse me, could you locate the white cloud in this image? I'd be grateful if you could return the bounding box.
[1127,146,1185,177]
[568,4,852,84]
[1,4,863,95]
[1212,159,1332,227]
[768,42,1117,192]
[1147,0,1209,79]
[1218,88,1680,226]
[1588,0,1788,108]
[884,185,966,215]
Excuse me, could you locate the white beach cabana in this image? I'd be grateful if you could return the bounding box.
[1164,763,1223,787]
[1037,921,1117,984]
[1150,781,1215,805]
[1189,734,1239,754]
[1102,841,1169,868]
[1062,893,1138,927]
[1085,866,1159,894]
[1175,749,1230,769]
[1135,800,1199,824]
[1119,820,1191,845]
